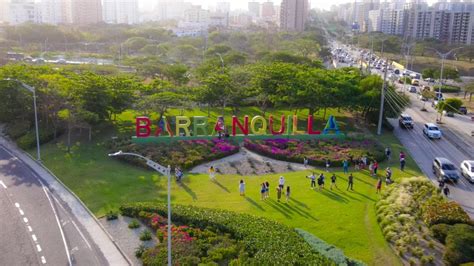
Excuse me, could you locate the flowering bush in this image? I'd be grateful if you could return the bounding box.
[422,201,471,227]
[244,138,385,166]
[108,137,239,170]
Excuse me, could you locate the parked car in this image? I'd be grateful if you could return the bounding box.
[409,86,417,93]
[399,114,414,129]
[433,157,460,182]
[425,78,435,83]
[459,106,468,115]
[460,160,474,183]
[423,123,442,139]
[411,79,420,86]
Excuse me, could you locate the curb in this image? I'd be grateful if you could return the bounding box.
[1,141,133,266]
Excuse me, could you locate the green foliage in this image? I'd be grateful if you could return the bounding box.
[128,219,141,229]
[422,201,471,227]
[423,67,460,80]
[135,244,146,258]
[106,211,118,221]
[433,84,462,93]
[296,228,366,266]
[431,223,452,244]
[120,203,334,265]
[139,229,152,241]
[443,224,474,266]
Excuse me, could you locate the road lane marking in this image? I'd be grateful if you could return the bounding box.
[28,226,32,232]
[19,209,24,215]
[23,217,28,223]
[0,180,6,189]
[15,202,20,208]
[41,256,46,264]
[36,244,42,252]
[32,234,37,242]
[38,179,72,266]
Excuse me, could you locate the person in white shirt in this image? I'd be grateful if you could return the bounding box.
[278,176,285,189]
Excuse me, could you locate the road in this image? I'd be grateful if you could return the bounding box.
[0,144,108,265]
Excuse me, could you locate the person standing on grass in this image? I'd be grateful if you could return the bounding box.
[279,176,285,189]
[276,186,282,202]
[330,174,337,190]
[286,186,291,203]
[307,172,316,189]
[376,178,382,194]
[239,180,245,196]
[260,183,266,200]
[325,158,331,172]
[347,173,354,191]
[318,173,325,190]
[362,156,368,169]
[303,157,309,168]
[209,166,216,180]
[373,160,379,176]
[385,167,393,184]
[369,161,374,176]
[385,147,391,161]
[443,185,450,198]
[265,181,270,199]
[399,152,406,171]
[343,159,349,174]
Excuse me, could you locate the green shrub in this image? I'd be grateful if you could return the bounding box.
[106,211,118,221]
[443,224,474,266]
[139,229,152,241]
[431,223,452,244]
[128,219,140,229]
[120,203,334,265]
[296,228,366,266]
[422,201,471,226]
[420,255,434,265]
[135,244,146,258]
[433,85,461,93]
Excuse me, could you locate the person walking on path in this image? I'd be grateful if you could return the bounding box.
[260,183,266,200]
[325,159,331,172]
[438,179,445,193]
[376,178,382,194]
[278,176,285,189]
[209,166,216,180]
[373,161,379,176]
[443,185,450,198]
[303,157,309,168]
[347,173,354,191]
[239,180,245,196]
[276,186,282,202]
[330,174,338,190]
[285,186,291,203]
[385,167,393,184]
[318,173,325,190]
[265,181,270,199]
[399,152,406,171]
[385,147,391,161]
[307,173,316,189]
[343,159,349,174]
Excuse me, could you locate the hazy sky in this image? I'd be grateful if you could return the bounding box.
[138,0,438,12]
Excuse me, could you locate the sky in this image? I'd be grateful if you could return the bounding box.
[138,0,439,12]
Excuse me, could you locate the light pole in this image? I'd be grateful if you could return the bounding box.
[3,79,41,161]
[377,39,388,135]
[401,42,416,91]
[428,47,463,121]
[108,151,172,266]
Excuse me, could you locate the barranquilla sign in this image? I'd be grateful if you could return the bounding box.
[133,115,343,143]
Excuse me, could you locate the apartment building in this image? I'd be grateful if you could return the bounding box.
[103,0,138,24]
[71,0,102,25]
[280,0,309,32]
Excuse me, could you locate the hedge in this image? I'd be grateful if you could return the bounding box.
[422,200,471,227]
[443,224,474,266]
[120,203,335,265]
[296,228,365,266]
[433,85,461,93]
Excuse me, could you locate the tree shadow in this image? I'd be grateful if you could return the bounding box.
[177,182,197,201]
[212,179,230,193]
[245,197,265,211]
[0,155,40,188]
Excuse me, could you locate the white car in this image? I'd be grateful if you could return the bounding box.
[423,123,442,139]
[460,160,474,183]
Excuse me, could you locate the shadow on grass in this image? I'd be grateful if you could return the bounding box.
[350,190,376,202]
[319,189,349,204]
[245,197,265,211]
[264,199,292,219]
[212,179,230,193]
[291,198,310,209]
[285,202,319,221]
[178,182,197,201]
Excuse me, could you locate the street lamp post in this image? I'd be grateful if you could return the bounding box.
[377,39,388,135]
[401,42,416,92]
[108,151,172,266]
[3,79,41,161]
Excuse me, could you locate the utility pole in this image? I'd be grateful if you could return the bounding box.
[402,42,415,91]
[377,39,388,135]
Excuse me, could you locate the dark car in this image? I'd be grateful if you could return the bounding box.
[459,106,468,115]
[433,157,460,183]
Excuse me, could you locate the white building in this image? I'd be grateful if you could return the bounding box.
[155,0,192,21]
[103,0,138,24]
[40,0,62,24]
[0,0,9,23]
[9,0,40,25]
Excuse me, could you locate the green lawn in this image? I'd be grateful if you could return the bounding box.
[34,125,421,265]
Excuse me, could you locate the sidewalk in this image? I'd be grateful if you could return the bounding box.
[0,136,131,266]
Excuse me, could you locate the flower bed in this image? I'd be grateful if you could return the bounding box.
[244,138,385,167]
[120,203,334,265]
[108,137,239,170]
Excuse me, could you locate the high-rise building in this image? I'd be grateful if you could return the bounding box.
[0,0,9,23]
[155,0,191,21]
[280,0,308,32]
[248,1,260,18]
[40,0,63,24]
[71,0,102,24]
[9,0,40,25]
[262,1,275,18]
[103,0,138,24]
[216,2,230,13]
[184,4,209,23]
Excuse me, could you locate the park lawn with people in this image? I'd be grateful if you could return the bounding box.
[34,128,421,266]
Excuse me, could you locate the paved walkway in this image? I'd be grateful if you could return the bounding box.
[0,135,131,265]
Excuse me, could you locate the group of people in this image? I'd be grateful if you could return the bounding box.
[248,177,291,203]
[306,172,339,190]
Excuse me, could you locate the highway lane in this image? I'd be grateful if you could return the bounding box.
[0,145,107,265]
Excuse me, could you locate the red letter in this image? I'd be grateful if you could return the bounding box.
[136,117,151,138]
[307,115,321,135]
[232,115,249,136]
[269,115,285,135]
